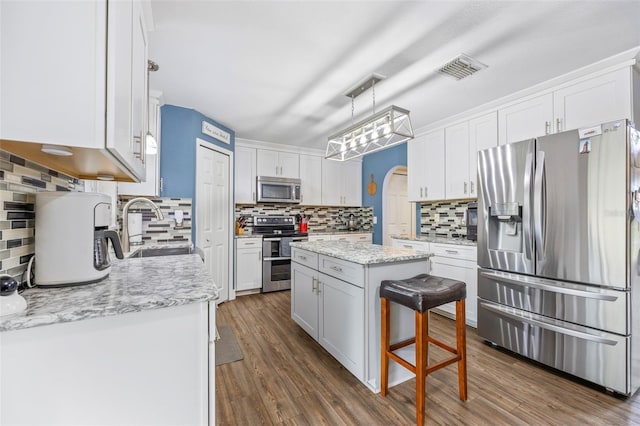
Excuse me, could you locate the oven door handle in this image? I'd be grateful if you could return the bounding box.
[263,256,291,261]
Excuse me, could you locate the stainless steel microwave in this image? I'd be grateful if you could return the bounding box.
[256,176,302,203]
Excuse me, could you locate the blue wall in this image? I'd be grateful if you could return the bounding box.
[361,144,408,244]
[160,105,235,241]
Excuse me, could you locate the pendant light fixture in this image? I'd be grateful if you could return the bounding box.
[326,75,414,161]
[146,60,160,155]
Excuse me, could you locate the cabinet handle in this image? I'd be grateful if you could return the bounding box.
[258,251,262,261]
[545,121,551,135]
[425,187,428,198]
[445,249,459,254]
[464,182,468,194]
[470,181,475,194]
[299,255,307,261]
[252,192,255,201]
[330,265,344,273]
[403,244,413,249]
[133,135,143,159]
[556,118,562,132]
[420,187,423,198]
[312,277,317,293]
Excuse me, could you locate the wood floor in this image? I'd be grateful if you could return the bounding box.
[216,291,640,425]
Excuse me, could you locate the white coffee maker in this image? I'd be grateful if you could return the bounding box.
[35,192,124,286]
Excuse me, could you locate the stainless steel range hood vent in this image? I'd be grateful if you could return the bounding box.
[439,54,487,80]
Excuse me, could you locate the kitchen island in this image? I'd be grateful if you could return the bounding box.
[289,241,431,392]
[0,248,218,425]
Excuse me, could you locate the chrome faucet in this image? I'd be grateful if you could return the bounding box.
[121,198,164,253]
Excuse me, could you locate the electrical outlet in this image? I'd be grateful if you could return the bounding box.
[373,216,378,225]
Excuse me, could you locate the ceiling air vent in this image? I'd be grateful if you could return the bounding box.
[439,54,487,80]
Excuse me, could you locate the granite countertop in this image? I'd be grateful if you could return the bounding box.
[1,243,218,333]
[290,241,431,265]
[390,234,477,247]
[309,229,372,236]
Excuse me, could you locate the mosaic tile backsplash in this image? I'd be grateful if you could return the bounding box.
[117,196,192,245]
[420,199,473,238]
[0,150,84,281]
[235,204,373,233]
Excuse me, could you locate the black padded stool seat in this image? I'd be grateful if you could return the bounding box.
[379,273,468,425]
[379,273,466,313]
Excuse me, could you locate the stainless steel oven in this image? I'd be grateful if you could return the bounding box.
[253,215,308,293]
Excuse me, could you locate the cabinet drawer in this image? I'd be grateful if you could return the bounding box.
[391,239,430,252]
[291,248,318,269]
[430,243,476,261]
[236,238,262,249]
[308,235,331,242]
[319,255,364,288]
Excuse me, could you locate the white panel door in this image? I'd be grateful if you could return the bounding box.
[235,246,262,291]
[468,111,498,198]
[407,133,428,202]
[498,93,553,145]
[197,145,230,303]
[553,67,632,132]
[291,262,319,339]
[342,160,362,206]
[383,170,411,246]
[278,152,300,178]
[321,159,342,205]
[423,129,446,201]
[445,122,470,199]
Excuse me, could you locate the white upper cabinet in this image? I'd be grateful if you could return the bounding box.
[118,96,161,196]
[0,0,147,181]
[498,93,553,145]
[408,130,445,202]
[299,154,322,205]
[468,112,498,198]
[256,149,299,178]
[235,146,257,204]
[499,68,633,145]
[553,67,632,132]
[321,159,362,206]
[445,122,470,199]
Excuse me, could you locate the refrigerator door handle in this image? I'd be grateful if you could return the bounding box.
[479,302,619,346]
[479,270,619,301]
[523,152,534,261]
[534,151,546,260]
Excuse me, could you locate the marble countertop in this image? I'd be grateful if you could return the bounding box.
[390,234,477,247]
[290,241,431,265]
[1,242,218,333]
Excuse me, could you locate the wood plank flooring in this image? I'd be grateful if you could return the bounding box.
[216,291,640,425]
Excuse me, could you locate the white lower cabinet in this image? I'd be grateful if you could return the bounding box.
[235,238,262,291]
[428,243,478,327]
[291,257,365,380]
[1,302,213,425]
[317,272,364,379]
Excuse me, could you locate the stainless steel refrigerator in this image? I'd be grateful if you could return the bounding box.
[477,119,640,395]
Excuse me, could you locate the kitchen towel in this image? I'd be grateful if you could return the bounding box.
[279,237,293,257]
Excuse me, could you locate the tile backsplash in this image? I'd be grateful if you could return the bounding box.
[420,200,473,238]
[0,150,84,281]
[117,196,192,245]
[235,204,373,233]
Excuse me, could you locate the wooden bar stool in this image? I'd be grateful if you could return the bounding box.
[379,273,467,425]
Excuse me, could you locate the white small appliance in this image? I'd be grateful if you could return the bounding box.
[0,275,27,317]
[35,192,124,286]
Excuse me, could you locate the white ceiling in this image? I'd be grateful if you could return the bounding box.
[148,1,640,151]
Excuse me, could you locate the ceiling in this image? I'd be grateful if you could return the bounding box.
[148,1,640,151]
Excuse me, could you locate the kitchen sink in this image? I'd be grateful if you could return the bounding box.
[128,246,193,258]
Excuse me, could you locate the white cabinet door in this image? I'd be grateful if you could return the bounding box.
[234,147,257,204]
[278,152,300,178]
[342,160,362,206]
[118,96,161,196]
[299,154,322,205]
[408,130,445,202]
[423,130,446,201]
[468,112,498,198]
[445,122,470,199]
[498,93,553,145]
[291,262,319,339]
[318,272,365,380]
[321,159,342,205]
[256,149,299,178]
[553,67,632,132]
[235,240,262,291]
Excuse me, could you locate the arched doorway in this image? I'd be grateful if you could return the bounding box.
[382,166,416,245]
